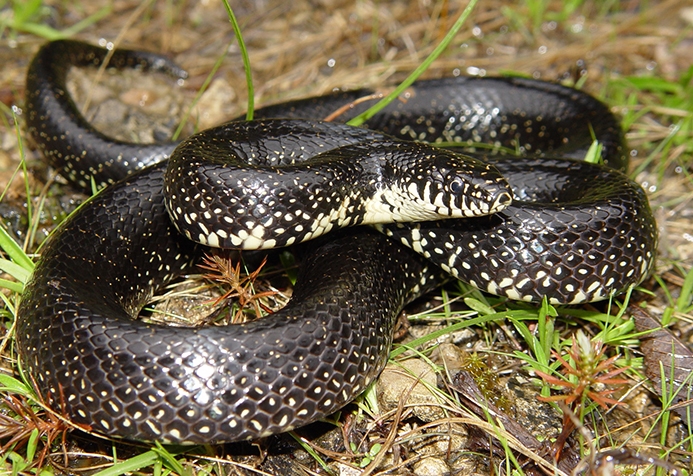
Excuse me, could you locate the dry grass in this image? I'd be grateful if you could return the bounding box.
[0,0,691,474]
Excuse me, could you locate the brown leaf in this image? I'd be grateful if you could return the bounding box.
[631,305,693,422]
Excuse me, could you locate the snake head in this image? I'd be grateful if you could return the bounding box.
[375,145,512,222]
[439,154,513,217]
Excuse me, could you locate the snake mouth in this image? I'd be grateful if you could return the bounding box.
[487,188,513,213]
[454,185,512,217]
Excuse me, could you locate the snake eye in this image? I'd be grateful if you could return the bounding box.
[449,177,465,194]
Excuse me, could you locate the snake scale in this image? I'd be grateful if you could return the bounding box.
[16,40,657,444]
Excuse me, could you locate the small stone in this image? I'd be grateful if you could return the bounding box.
[336,462,362,476]
[437,342,468,373]
[193,78,238,130]
[377,358,445,422]
[411,456,450,476]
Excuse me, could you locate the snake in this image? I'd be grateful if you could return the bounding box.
[16,39,657,444]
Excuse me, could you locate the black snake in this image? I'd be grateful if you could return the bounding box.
[16,40,657,444]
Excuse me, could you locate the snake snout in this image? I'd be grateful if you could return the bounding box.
[443,162,512,218]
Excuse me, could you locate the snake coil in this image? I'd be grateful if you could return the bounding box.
[16,40,657,444]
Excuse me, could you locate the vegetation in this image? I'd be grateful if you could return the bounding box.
[0,0,690,474]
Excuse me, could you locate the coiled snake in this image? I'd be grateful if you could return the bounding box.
[16,40,657,444]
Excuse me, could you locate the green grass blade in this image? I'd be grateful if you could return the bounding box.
[0,268,31,294]
[463,296,495,316]
[583,139,604,164]
[347,0,479,127]
[0,225,34,274]
[389,309,527,359]
[0,280,22,294]
[92,451,160,476]
[25,428,40,465]
[289,433,334,474]
[152,443,191,476]
[0,291,18,314]
[9,3,111,40]
[675,266,693,313]
[0,374,33,398]
[0,256,31,283]
[222,0,254,120]
[11,0,42,25]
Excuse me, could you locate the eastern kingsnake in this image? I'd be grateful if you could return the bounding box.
[16,40,657,444]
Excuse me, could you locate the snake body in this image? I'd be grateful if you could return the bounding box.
[17,40,657,443]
